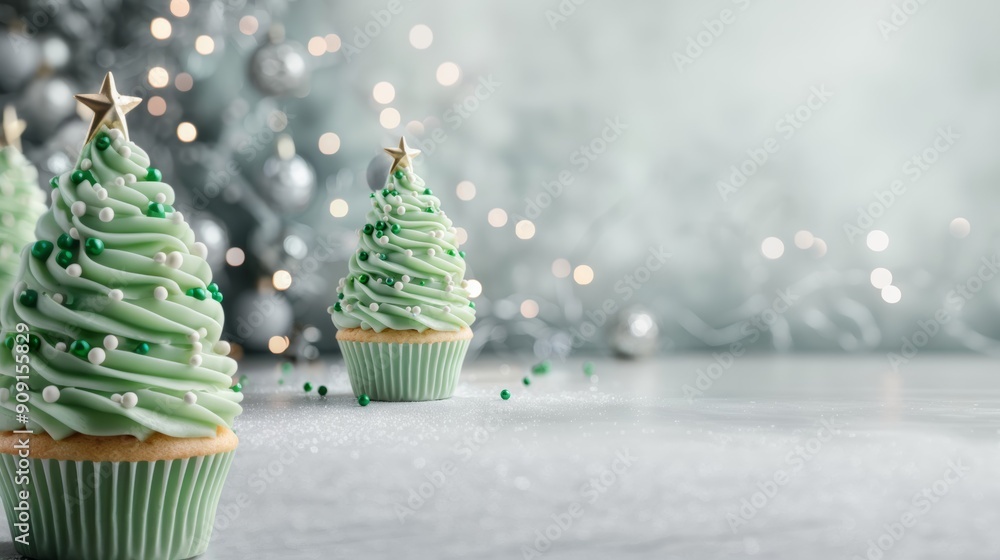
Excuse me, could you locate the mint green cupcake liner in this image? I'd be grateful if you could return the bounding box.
[338,338,471,401]
[0,450,234,560]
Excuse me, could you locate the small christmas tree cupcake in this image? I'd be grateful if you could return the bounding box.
[331,137,477,401]
[0,106,45,298]
[0,73,241,560]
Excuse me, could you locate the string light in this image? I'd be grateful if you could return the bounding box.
[176,122,197,142]
[456,181,476,201]
[436,62,461,86]
[761,237,784,259]
[866,230,889,252]
[273,270,292,291]
[881,285,901,304]
[318,132,341,155]
[410,24,433,49]
[169,0,190,17]
[307,36,326,56]
[329,199,349,217]
[148,67,169,88]
[551,258,571,278]
[573,265,594,285]
[147,96,166,116]
[520,299,539,319]
[379,108,400,129]
[514,220,535,240]
[239,16,259,35]
[373,82,395,104]
[870,268,892,289]
[194,35,215,55]
[225,248,245,267]
[488,208,508,227]
[150,18,172,40]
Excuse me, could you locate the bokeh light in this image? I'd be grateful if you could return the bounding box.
[225,248,245,267]
[466,279,483,298]
[881,285,902,304]
[488,208,508,227]
[329,199,349,217]
[867,230,889,252]
[194,35,215,55]
[520,299,539,319]
[761,237,784,259]
[147,96,166,116]
[380,108,401,129]
[169,0,190,17]
[318,132,341,155]
[148,67,169,88]
[373,82,395,104]
[573,265,594,285]
[950,217,971,238]
[456,181,476,201]
[410,24,433,49]
[436,62,461,86]
[552,258,571,278]
[150,18,172,40]
[176,122,197,142]
[515,220,535,239]
[870,268,893,289]
[272,270,292,291]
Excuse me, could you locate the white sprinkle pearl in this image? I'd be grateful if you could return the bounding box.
[52,293,64,304]
[114,177,125,187]
[183,392,197,405]
[397,207,405,216]
[172,212,184,224]
[55,342,67,352]
[166,251,183,269]
[51,189,60,202]
[80,158,92,170]
[88,348,106,365]
[71,201,86,217]
[412,306,422,315]
[155,193,166,203]
[124,173,136,185]
[377,235,389,246]
[109,129,121,140]
[214,341,231,355]
[401,275,411,283]
[120,146,132,158]
[428,248,436,257]
[369,303,379,312]
[393,282,404,291]
[111,393,122,403]
[96,187,108,200]
[66,264,82,277]
[443,305,451,313]
[383,204,392,213]
[190,355,203,367]
[108,289,124,301]
[198,327,208,338]
[188,332,201,343]
[445,285,454,293]
[42,386,60,403]
[154,286,168,300]
[192,342,203,353]
[154,252,166,264]
[121,392,138,408]
[99,207,114,222]
[344,304,353,312]
[404,249,413,257]
[192,242,207,259]
[104,335,119,350]
[69,227,80,240]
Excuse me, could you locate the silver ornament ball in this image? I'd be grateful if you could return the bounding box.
[249,39,308,96]
[260,153,317,214]
[0,31,41,93]
[230,291,295,352]
[20,76,78,141]
[188,214,230,271]
[611,306,660,359]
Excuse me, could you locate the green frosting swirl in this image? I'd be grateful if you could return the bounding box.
[0,147,45,298]
[0,126,241,441]
[330,167,477,332]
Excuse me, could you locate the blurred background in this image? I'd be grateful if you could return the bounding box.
[1,0,999,361]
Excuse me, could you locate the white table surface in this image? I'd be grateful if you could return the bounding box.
[1,354,999,559]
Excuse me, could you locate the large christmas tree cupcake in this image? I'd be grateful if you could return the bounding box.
[331,137,476,401]
[0,73,241,560]
[0,106,45,299]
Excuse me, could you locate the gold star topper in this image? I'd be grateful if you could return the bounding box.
[74,72,142,143]
[0,105,27,152]
[384,137,421,175]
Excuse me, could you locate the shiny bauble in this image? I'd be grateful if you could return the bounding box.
[611,306,660,359]
[188,214,230,271]
[248,39,308,96]
[259,153,316,214]
[0,31,41,93]
[230,291,295,352]
[20,76,77,141]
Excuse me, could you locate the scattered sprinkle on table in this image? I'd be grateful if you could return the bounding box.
[522,376,531,386]
[358,394,370,406]
[303,382,313,392]
[532,360,551,374]
[500,389,511,400]
[583,362,595,376]
[318,385,328,397]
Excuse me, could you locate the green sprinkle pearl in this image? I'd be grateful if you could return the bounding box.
[394,169,404,180]
[49,176,59,189]
[391,224,401,234]
[369,193,375,198]
[232,383,242,393]
[135,342,151,355]
[390,189,399,196]
[147,202,166,218]
[358,274,369,284]
[532,360,551,374]
[318,385,328,397]
[338,293,345,300]
[425,207,434,213]
[303,382,313,393]
[522,376,531,386]
[95,135,111,151]
[18,290,38,308]
[212,291,224,303]
[207,283,220,293]
[583,362,595,376]
[469,301,476,309]
[382,188,390,197]
[385,277,395,286]
[69,340,91,359]
[57,233,76,250]
[31,240,54,260]
[378,253,388,261]
[84,238,105,256]
[363,224,374,235]
[146,167,162,182]
[375,220,386,231]
[358,394,371,406]
[4,336,14,350]
[71,170,86,184]
[446,249,457,257]
[500,390,511,400]
[358,251,368,261]
[459,250,466,259]
[27,335,40,352]
[188,288,208,301]
[374,230,383,239]
[423,188,432,195]
[333,302,342,312]
[56,250,74,268]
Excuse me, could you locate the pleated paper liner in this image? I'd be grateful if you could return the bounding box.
[0,450,234,560]
[338,337,471,401]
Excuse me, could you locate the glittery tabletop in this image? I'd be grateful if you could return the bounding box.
[1,355,999,559]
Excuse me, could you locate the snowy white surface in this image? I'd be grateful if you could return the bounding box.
[2,355,999,559]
